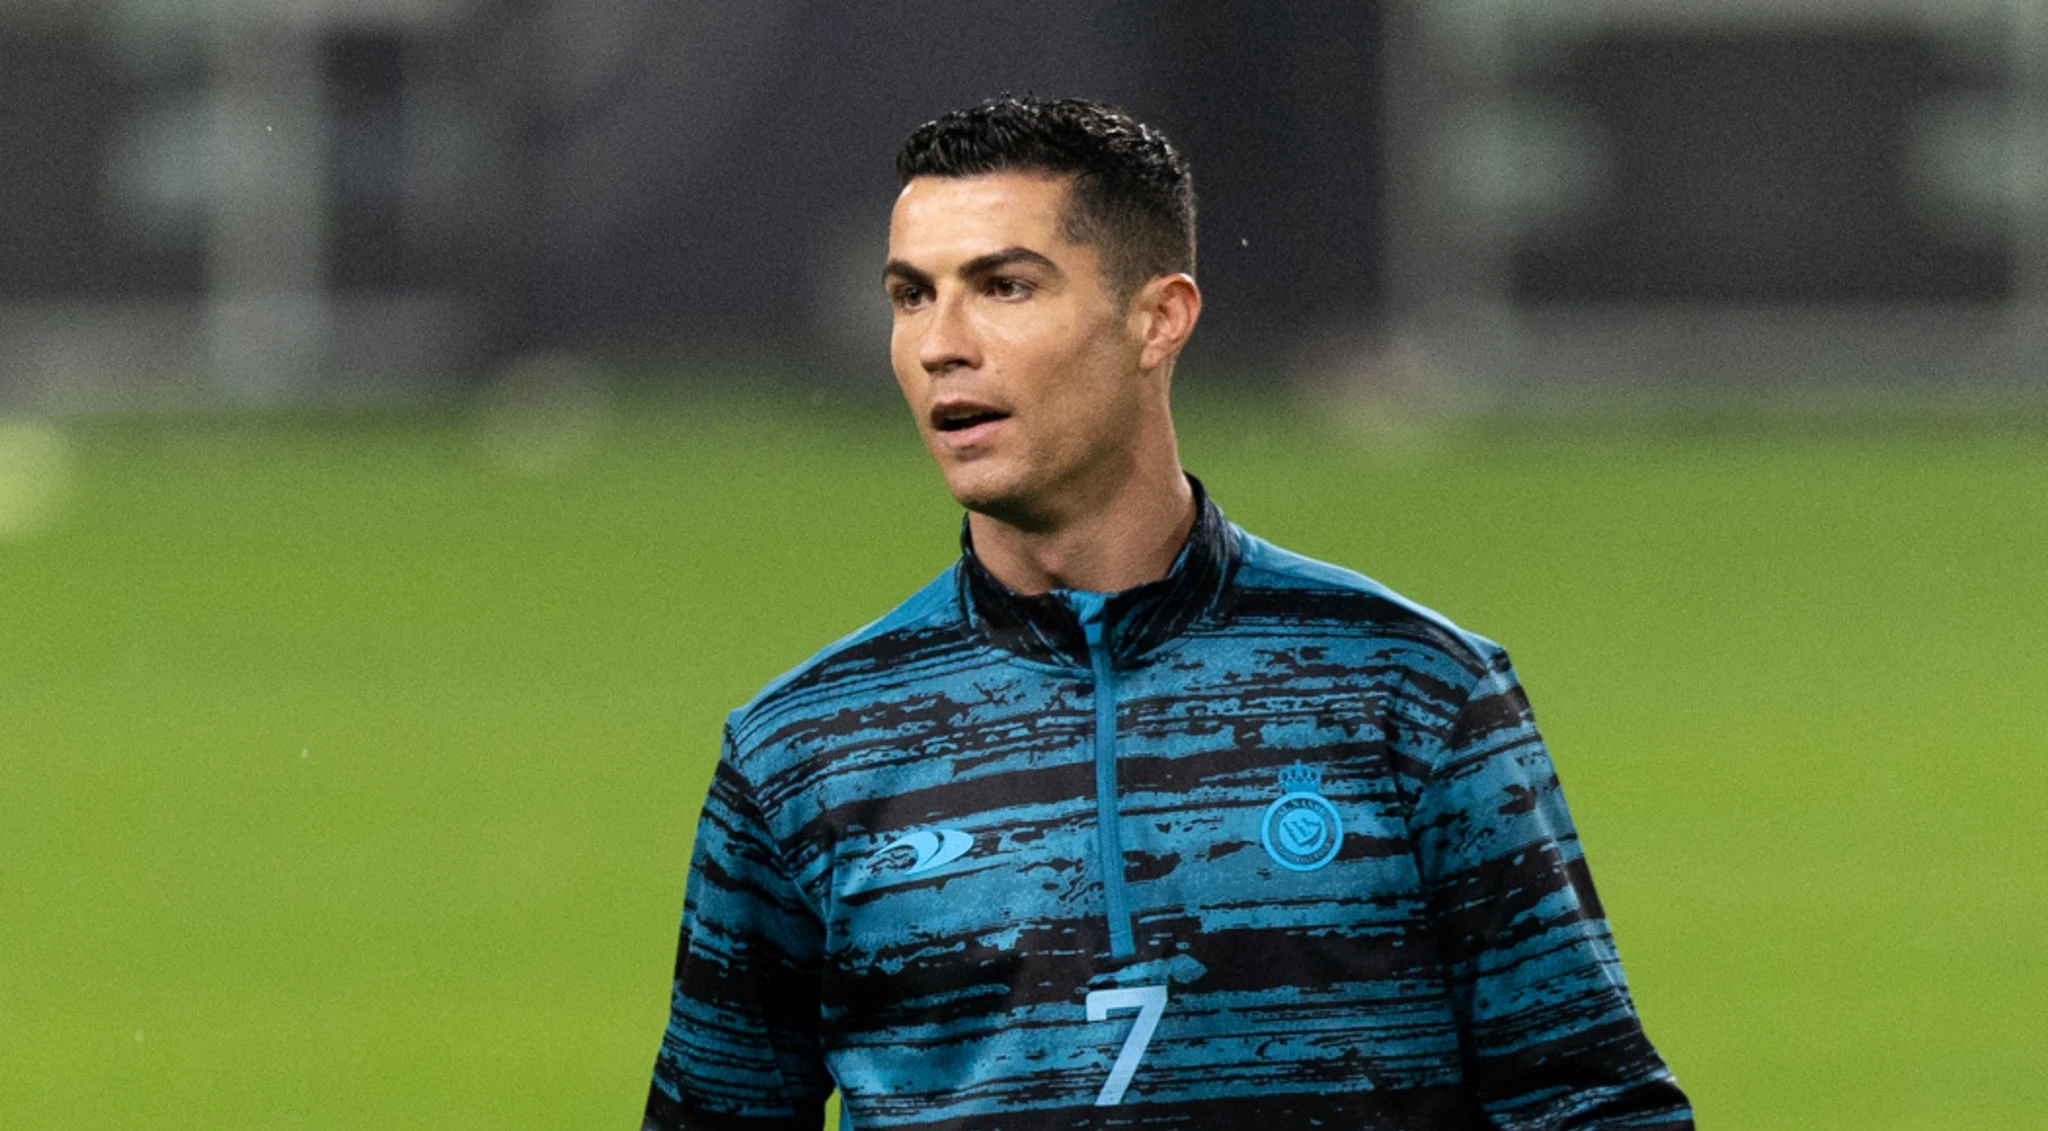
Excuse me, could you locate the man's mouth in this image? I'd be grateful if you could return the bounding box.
[932,404,1012,433]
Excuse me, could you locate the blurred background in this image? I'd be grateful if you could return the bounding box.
[7,0,2047,409]
[2,2,2044,1129]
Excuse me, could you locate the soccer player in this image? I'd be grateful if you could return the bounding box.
[643,96,1692,1130]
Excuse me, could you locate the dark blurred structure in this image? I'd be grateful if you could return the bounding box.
[498,2,1389,381]
[1381,0,2048,401]
[1,1,2043,409]
[0,0,499,407]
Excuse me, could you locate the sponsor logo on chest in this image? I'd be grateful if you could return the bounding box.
[852,827,976,892]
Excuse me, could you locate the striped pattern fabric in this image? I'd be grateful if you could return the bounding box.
[645,486,1691,1130]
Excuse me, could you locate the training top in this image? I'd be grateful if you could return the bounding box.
[644,482,1692,1130]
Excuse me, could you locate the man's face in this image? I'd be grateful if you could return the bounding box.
[885,173,1149,528]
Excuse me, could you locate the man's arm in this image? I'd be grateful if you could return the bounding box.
[1411,648,1693,1129]
[644,729,831,1131]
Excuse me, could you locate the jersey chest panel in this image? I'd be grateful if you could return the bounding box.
[795,640,1464,1113]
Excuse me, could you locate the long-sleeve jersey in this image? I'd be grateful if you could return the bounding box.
[644,485,1692,1130]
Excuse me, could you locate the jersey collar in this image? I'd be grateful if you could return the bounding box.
[956,476,1241,669]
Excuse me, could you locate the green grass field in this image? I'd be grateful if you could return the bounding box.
[2,391,2043,1129]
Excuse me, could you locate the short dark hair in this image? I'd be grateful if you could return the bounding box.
[895,95,1196,300]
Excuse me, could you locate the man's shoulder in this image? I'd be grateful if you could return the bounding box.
[725,563,968,750]
[1226,526,1504,677]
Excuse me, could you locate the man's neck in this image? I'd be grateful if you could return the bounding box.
[967,468,1198,596]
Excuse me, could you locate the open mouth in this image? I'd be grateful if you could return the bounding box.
[933,405,1011,432]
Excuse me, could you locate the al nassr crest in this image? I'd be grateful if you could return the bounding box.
[1260,761,1343,872]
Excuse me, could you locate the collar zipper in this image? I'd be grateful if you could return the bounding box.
[1069,591,1135,959]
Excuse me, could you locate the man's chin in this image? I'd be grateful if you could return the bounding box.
[943,470,1042,530]
[945,476,1017,516]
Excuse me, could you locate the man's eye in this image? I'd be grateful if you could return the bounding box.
[891,286,927,309]
[989,277,1033,300]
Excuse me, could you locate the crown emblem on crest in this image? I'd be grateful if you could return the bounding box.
[1278,761,1320,794]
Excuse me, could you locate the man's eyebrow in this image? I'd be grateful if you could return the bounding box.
[960,247,1059,278]
[883,247,1060,289]
[881,260,934,288]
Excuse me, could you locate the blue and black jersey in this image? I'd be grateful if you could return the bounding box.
[645,484,1691,1130]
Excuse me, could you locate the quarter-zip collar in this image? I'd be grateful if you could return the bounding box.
[957,475,1240,669]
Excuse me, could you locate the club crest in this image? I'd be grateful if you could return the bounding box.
[1260,761,1343,872]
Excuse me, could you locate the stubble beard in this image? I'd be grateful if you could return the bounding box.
[945,426,1137,538]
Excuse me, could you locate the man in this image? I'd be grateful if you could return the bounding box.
[645,96,1691,1130]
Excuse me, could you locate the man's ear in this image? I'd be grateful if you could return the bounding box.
[1132,273,1202,370]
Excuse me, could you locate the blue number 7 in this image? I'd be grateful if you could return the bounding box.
[1084,985,1168,1106]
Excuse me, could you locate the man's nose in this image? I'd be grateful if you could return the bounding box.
[919,290,981,375]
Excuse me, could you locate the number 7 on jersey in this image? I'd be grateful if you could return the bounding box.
[1084,985,1167,1106]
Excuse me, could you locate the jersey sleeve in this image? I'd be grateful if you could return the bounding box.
[643,727,832,1131]
[1409,647,1694,1129]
